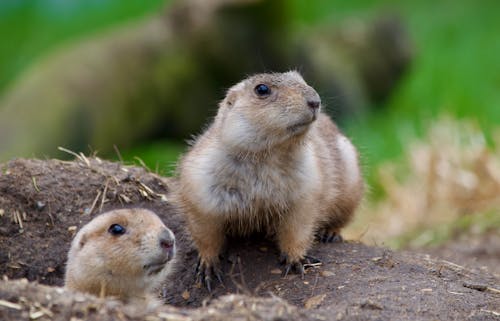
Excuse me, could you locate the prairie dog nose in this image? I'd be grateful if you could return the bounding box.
[307,99,320,109]
[159,229,175,252]
[304,87,321,110]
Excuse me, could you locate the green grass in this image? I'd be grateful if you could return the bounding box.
[0,0,166,93]
[1,0,499,189]
[116,140,186,176]
[119,0,500,188]
[291,0,500,195]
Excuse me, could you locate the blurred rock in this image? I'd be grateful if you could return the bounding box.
[301,14,413,119]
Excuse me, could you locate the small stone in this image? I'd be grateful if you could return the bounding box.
[182,290,190,300]
[270,269,282,274]
[74,294,87,302]
[304,294,326,309]
[360,300,383,310]
[35,201,46,211]
[320,270,335,277]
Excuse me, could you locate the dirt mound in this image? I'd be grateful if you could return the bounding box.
[413,232,500,278]
[1,158,499,320]
[0,157,189,286]
[0,279,310,321]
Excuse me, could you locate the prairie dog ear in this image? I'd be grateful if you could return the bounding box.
[77,232,88,249]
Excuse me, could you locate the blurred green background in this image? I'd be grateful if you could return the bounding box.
[1,0,499,246]
[2,0,498,178]
[0,0,166,92]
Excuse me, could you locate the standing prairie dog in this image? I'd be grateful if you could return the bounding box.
[65,208,176,303]
[177,71,363,290]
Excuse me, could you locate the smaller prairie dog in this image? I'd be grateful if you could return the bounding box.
[177,71,363,288]
[65,208,176,303]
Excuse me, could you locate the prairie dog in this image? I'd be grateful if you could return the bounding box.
[65,208,176,303]
[177,71,363,289]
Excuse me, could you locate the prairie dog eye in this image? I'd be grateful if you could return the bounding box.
[254,84,271,97]
[108,224,126,236]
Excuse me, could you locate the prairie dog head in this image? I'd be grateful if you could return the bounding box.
[218,71,321,152]
[65,208,176,302]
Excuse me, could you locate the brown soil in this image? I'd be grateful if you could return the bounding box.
[1,158,499,320]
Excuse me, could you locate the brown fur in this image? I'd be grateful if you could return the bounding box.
[176,71,364,269]
[64,208,176,302]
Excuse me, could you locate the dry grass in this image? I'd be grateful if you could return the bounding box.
[347,116,500,248]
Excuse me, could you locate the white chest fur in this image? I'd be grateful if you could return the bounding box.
[185,141,320,220]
